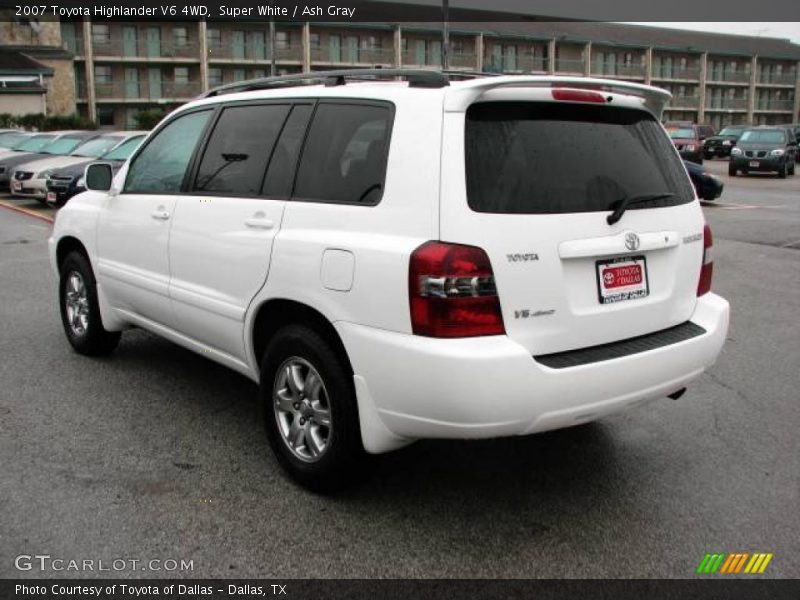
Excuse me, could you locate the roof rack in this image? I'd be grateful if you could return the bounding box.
[201,69,451,98]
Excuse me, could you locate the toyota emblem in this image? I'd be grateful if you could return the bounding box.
[625,232,640,252]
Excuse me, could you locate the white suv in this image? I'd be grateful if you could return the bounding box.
[49,71,729,491]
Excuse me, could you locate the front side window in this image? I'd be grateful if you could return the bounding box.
[294,103,392,204]
[125,110,211,193]
[193,104,290,196]
[465,102,693,214]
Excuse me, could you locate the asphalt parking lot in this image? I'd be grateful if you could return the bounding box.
[0,159,798,579]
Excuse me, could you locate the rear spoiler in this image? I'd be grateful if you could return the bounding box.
[444,76,672,118]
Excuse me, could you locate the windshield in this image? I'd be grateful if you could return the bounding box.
[667,128,696,139]
[42,137,86,155]
[465,102,693,214]
[101,135,145,160]
[739,130,785,144]
[719,127,744,136]
[0,132,26,148]
[71,136,123,157]
[13,134,57,152]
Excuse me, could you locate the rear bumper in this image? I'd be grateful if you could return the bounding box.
[338,293,729,453]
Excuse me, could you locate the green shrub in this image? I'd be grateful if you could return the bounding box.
[133,109,167,130]
[0,113,97,131]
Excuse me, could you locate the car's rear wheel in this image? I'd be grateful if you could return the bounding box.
[59,251,121,356]
[260,324,364,492]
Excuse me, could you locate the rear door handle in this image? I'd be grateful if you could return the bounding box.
[244,217,275,230]
[150,209,170,220]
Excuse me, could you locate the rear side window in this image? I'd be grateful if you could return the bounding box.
[294,103,392,204]
[125,110,211,194]
[194,103,290,196]
[262,104,312,198]
[465,102,694,214]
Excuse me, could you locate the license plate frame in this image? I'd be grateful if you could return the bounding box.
[46,191,57,204]
[11,180,22,192]
[596,255,649,304]
[749,160,760,168]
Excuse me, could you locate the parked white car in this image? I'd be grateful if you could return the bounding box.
[11,132,144,202]
[49,71,729,491]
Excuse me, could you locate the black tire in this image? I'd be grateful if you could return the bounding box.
[778,162,787,179]
[789,161,795,176]
[728,164,737,177]
[703,152,712,160]
[260,324,364,492]
[59,251,121,356]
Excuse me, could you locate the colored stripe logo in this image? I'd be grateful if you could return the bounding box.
[697,553,773,574]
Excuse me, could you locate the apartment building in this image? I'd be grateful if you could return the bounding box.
[5,18,800,129]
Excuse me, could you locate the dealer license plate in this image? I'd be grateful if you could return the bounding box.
[596,256,649,304]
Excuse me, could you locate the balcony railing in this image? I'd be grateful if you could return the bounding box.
[207,42,303,63]
[402,50,443,68]
[667,95,700,108]
[448,52,479,70]
[706,69,751,83]
[555,59,585,75]
[592,62,646,78]
[757,72,797,86]
[705,97,749,110]
[311,47,394,66]
[651,67,701,81]
[88,81,202,101]
[755,99,795,111]
[92,38,200,60]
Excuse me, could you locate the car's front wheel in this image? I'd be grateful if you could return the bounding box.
[260,324,364,492]
[728,164,737,177]
[59,251,121,355]
[778,161,787,179]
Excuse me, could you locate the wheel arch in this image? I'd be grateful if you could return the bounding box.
[56,236,90,271]
[251,299,353,377]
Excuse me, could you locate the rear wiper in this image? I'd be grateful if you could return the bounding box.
[606,193,675,225]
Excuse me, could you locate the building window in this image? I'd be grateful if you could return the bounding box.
[92,24,110,44]
[173,27,188,46]
[276,31,290,49]
[94,65,112,84]
[207,29,221,47]
[450,39,465,55]
[174,67,189,84]
[232,69,246,82]
[97,107,115,127]
[309,33,320,49]
[251,69,266,79]
[361,36,381,51]
[208,68,222,87]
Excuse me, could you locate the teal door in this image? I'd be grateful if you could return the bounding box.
[146,28,160,58]
[148,68,162,99]
[122,26,138,57]
[61,23,77,53]
[329,35,341,62]
[415,40,426,65]
[124,68,139,99]
[252,31,266,60]
[232,31,245,60]
[347,36,359,63]
[430,41,442,67]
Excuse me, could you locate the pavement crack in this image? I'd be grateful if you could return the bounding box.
[706,370,754,407]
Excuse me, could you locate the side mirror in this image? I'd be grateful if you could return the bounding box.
[85,162,113,192]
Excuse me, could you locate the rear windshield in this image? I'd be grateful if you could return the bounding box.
[465,102,693,214]
[739,129,785,144]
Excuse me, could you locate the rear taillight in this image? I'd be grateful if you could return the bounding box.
[409,241,505,338]
[697,224,713,296]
